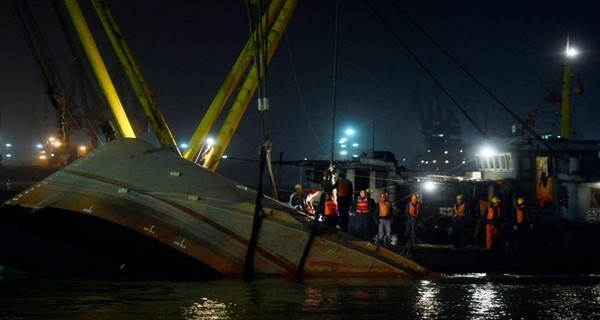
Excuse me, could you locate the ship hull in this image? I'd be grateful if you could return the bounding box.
[0,139,431,280]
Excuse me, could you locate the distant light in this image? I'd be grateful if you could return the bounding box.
[206,137,215,146]
[432,160,437,164]
[36,144,43,149]
[352,154,359,158]
[402,158,406,162]
[352,143,359,147]
[5,143,11,148]
[459,150,463,153]
[566,47,578,57]
[445,160,449,164]
[340,144,347,148]
[5,154,11,158]
[303,157,308,160]
[222,155,228,159]
[338,137,348,144]
[345,128,355,136]
[427,149,431,153]
[340,150,348,155]
[462,160,466,164]
[79,146,86,151]
[179,143,188,149]
[420,160,425,163]
[444,150,448,154]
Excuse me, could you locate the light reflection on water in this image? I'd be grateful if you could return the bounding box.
[0,274,599,319]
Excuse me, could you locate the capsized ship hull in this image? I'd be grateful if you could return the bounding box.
[0,139,432,280]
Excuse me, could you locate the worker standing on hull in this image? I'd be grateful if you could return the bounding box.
[486,196,502,250]
[452,194,469,248]
[404,194,422,244]
[514,197,533,253]
[376,192,394,245]
[352,189,373,241]
[332,173,353,232]
[323,193,338,228]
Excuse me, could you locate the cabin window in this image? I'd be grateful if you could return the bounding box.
[475,153,513,172]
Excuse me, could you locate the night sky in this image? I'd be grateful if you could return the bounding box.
[1,1,599,189]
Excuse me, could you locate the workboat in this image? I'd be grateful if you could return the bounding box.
[0,138,432,281]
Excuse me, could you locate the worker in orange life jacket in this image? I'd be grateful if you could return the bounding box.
[514,197,533,252]
[352,189,373,241]
[404,194,422,244]
[486,196,502,250]
[376,192,394,245]
[332,172,353,232]
[322,192,338,228]
[452,194,469,248]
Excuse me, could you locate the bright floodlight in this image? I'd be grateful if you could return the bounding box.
[480,147,495,158]
[423,181,435,192]
[206,137,215,146]
[344,128,355,136]
[566,47,578,57]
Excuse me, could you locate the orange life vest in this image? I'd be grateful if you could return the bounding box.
[407,201,421,218]
[378,201,391,218]
[355,197,369,214]
[325,200,337,216]
[487,205,501,222]
[453,202,466,217]
[516,207,527,224]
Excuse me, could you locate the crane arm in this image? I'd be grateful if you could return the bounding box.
[203,0,297,171]
[91,0,180,153]
[183,0,288,162]
[62,0,136,139]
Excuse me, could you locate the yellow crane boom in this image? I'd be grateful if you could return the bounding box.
[202,0,297,171]
[62,0,135,139]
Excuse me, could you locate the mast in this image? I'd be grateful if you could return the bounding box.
[560,37,577,139]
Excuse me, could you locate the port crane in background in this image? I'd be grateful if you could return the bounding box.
[9,0,73,165]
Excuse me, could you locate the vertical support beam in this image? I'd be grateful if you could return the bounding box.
[62,0,135,138]
[560,59,571,139]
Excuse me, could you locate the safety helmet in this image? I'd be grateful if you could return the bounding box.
[380,193,387,199]
[366,188,372,194]
[456,194,464,200]
[517,197,525,205]
[491,196,500,204]
[294,184,302,190]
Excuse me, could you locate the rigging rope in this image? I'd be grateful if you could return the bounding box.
[364,0,489,139]
[385,0,554,151]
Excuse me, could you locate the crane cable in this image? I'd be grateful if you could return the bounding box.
[384,1,554,151]
[363,0,489,139]
[242,0,276,283]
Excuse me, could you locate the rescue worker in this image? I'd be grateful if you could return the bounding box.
[514,197,533,253]
[352,189,372,241]
[376,192,394,245]
[323,192,338,228]
[452,194,469,248]
[404,194,422,244]
[486,196,502,250]
[332,173,353,232]
[289,184,307,212]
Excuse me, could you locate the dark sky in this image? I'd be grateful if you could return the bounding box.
[1,1,599,188]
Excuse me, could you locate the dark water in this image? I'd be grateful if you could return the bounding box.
[1,274,599,319]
